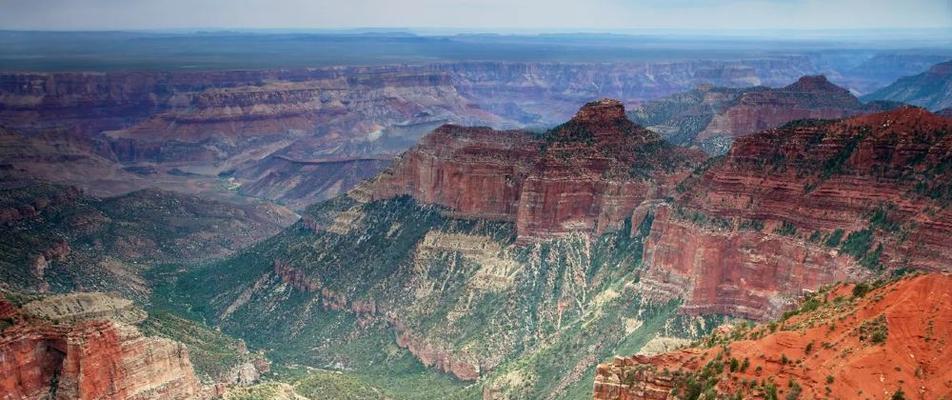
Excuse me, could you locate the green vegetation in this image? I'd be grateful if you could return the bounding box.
[819,131,865,180]
[150,196,715,399]
[139,311,255,382]
[785,379,802,400]
[840,229,882,270]
[824,229,844,247]
[774,221,797,237]
[852,282,871,298]
[858,315,888,344]
[891,388,906,400]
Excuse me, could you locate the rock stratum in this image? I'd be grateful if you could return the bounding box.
[0,61,846,207]
[594,273,952,400]
[366,99,704,241]
[0,293,204,400]
[638,107,952,320]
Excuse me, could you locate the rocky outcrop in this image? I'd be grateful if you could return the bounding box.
[395,331,480,381]
[638,204,860,320]
[863,60,952,111]
[0,296,204,400]
[629,75,902,154]
[595,273,952,400]
[366,99,704,241]
[638,107,952,319]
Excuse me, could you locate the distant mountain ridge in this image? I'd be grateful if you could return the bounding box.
[628,75,902,154]
[862,60,952,111]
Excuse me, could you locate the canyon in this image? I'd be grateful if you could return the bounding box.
[0,58,928,208]
[0,35,949,399]
[150,101,951,399]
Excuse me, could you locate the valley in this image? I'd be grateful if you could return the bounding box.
[0,28,950,400]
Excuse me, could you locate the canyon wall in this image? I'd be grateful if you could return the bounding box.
[638,107,952,319]
[629,75,903,154]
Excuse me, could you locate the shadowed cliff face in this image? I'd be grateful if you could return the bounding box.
[595,273,952,400]
[365,99,705,241]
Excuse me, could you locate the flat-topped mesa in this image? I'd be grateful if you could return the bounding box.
[549,99,657,144]
[569,99,628,128]
[363,99,703,241]
[783,74,847,93]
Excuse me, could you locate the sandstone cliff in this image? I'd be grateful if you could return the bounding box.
[638,107,952,320]
[366,99,704,240]
[0,294,204,400]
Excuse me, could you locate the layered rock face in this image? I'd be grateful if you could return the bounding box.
[0,295,203,400]
[638,107,952,319]
[629,75,900,154]
[594,273,952,400]
[366,99,703,240]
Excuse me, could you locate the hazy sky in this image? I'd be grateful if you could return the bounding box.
[1,0,950,31]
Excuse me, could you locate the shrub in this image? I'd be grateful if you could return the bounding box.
[786,380,802,400]
[764,382,779,400]
[823,229,844,247]
[860,244,884,270]
[852,282,870,298]
[826,375,834,384]
[841,229,873,259]
[891,388,906,400]
[775,221,797,236]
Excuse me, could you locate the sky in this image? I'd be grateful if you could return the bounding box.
[1,0,950,32]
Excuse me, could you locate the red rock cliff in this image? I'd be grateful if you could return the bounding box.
[366,99,704,240]
[639,107,952,319]
[0,299,203,400]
